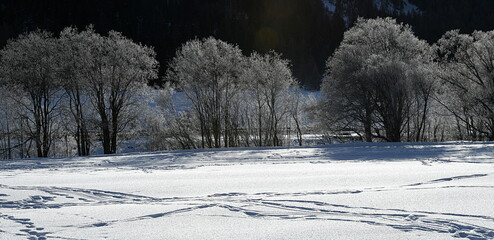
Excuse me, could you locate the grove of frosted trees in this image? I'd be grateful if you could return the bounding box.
[1,17,494,159]
[319,17,494,142]
[161,38,305,149]
[0,27,158,158]
[0,28,309,159]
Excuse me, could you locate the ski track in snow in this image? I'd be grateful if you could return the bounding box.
[405,174,489,187]
[1,175,493,240]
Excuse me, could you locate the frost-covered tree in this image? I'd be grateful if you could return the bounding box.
[0,87,19,159]
[166,37,244,148]
[83,31,158,154]
[436,30,494,140]
[321,17,433,142]
[408,62,436,141]
[0,86,38,159]
[143,87,198,151]
[287,87,318,146]
[58,27,96,156]
[167,38,301,148]
[243,52,296,146]
[0,30,64,157]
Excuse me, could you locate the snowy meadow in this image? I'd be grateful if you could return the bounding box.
[1,142,493,239]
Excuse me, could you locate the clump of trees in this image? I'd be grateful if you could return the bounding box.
[166,37,245,148]
[0,30,62,157]
[2,17,494,159]
[435,30,494,140]
[319,17,494,142]
[241,51,298,147]
[59,28,158,154]
[0,30,311,159]
[163,38,304,149]
[320,18,435,142]
[0,27,158,158]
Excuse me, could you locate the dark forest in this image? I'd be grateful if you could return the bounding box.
[1,0,494,88]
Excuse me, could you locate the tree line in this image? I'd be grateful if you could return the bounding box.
[152,38,312,150]
[0,27,314,159]
[0,27,158,158]
[2,17,494,159]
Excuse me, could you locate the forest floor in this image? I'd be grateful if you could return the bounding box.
[1,142,493,239]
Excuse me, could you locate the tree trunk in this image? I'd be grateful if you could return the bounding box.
[102,119,112,154]
[6,118,11,159]
[111,110,119,154]
[364,106,373,142]
[99,104,112,154]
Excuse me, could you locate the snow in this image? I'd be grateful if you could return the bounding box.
[1,142,494,239]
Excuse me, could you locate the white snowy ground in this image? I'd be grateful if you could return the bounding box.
[1,142,494,240]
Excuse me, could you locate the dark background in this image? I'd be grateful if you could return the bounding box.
[1,0,494,89]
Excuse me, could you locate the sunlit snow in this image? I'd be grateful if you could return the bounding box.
[1,142,493,239]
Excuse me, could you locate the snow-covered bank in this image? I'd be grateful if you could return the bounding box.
[1,142,493,239]
[2,142,494,171]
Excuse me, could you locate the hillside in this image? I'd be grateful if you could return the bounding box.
[1,1,494,88]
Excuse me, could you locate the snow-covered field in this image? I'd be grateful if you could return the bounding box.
[1,142,494,239]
